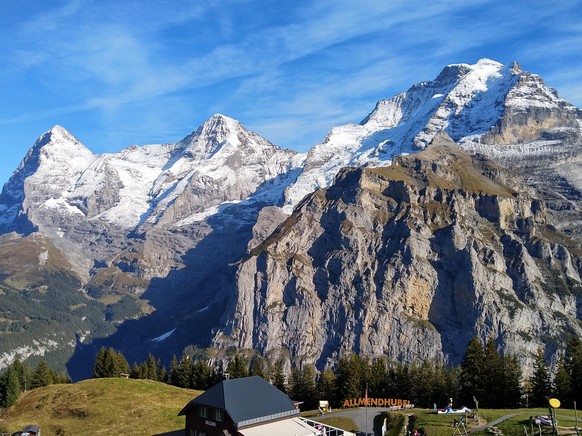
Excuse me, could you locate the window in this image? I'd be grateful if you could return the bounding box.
[199,406,207,418]
[215,408,223,421]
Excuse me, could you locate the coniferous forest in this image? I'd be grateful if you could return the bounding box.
[2,336,582,411]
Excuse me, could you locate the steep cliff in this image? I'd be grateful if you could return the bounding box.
[213,134,582,370]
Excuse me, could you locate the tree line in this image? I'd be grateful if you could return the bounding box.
[3,335,580,411]
[91,335,582,411]
[0,359,70,408]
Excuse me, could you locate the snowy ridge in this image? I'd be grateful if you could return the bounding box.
[142,114,300,226]
[282,59,581,211]
[2,59,581,226]
[0,114,300,232]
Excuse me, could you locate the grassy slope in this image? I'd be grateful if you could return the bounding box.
[0,378,201,435]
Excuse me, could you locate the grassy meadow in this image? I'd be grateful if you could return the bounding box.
[0,378,201,435]
[2,379,581,436]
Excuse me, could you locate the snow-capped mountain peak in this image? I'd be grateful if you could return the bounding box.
[176,113,254,160]
[282,59,581,211]
[22,125,94,169]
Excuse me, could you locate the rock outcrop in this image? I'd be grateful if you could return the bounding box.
[213,134,582,371]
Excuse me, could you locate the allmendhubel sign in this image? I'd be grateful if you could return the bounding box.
[342,398,411,408]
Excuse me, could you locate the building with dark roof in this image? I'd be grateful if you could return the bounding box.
[179,375,320,436]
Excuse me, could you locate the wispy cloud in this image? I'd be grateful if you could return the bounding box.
[1,0,581,167]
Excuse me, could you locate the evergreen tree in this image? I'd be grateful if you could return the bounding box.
[413,361,439,408]
[11,360,32,392]
[169,355,180,386]
[459,337,485,407]
[482,338,503,407]
[2,365,20,408]
[529,348,552,407]
[287,366,302,401]
[316,368,337,405]
[250,357,267,379]
[0,370,6,407]
[300,365,318,410]
[368,357,388,399]
[385,364,399,398]
[271,359,287,393]
[104,348,120,377]
[566,336,582,404]
[158,365,168,384]
[500,353,522,408]
[146,353,158,380]
[336,354,367,401]
[116,350,130,376]
[93,346,108,378]
[176,357,193,388]
[430,363,450,409]
[394,362,412,402]
[129,362,146,380]
[444,366,460,408]
[553,354,571,405]
[287,364,317,409]
[226,355,248,379]
[30,360,54,389]
[191,360,211,389]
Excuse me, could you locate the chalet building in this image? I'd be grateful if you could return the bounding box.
[179,375,321,436]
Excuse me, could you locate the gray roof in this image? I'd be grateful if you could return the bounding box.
[179,376,298,428]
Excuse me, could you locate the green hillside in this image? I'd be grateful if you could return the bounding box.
[0,377,201,435]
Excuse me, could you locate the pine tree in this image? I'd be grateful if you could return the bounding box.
[159,366,168,383]
[444,366,460,408]
[31,360,54,389]
[192,360,213,389]
[566,336,582,404]
[146,353,158,380]
[169,355,180,386]
[116,350,130,376]
[271,359,287,393]
[177,357,193,388]
[4,365,20,407]
[104,348,119,377]
[413,361,439,408]
[11,360,32,392]
[316,368,337,405]
[368,357,388,399]
[288,366,302,401]
[553,354,571,405]
[529,348,552,407]
[394,362,412,402]
[459,337,486,407]
[226,355,248,379]
[431,363,450,409]
[482,338,503,407]
[300,365,318,410]
[250,357,267,379]
[336,354,367,401]
[93,346,108,378]
[130,362,142,379]
[500,353,522,408]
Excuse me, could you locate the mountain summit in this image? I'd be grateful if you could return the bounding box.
[0,60,581,378]
[283,58,582,211]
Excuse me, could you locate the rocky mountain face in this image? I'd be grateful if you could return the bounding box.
[283,59,582,212]
[0,115,302,377]
[213,136,582,369]
[1,59,582,378]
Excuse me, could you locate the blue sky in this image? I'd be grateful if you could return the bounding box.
[1,0,581,187]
